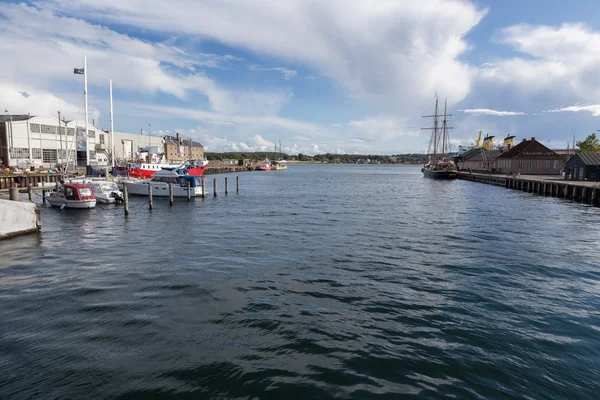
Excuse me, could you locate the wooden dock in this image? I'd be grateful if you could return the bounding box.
[458,172,600,207]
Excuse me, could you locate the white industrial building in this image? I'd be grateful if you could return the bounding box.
[1,114,109,169]
[0,114,169,169]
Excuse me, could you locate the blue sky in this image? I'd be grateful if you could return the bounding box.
[2,0,600,154]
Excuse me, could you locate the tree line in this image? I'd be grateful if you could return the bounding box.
[205,152,427,164]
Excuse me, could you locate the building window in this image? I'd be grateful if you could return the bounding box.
[527,160,532,168]
[59,127,66,135]
[544,160,550,169]
[536,160,541,169]
[518,160,523,169]
[41,124,57,134]
[30,123,41,133]
[88,130,95,138]
[67,128,75,136]
[89,151,96,160]
[99,134,105,144]
[32,148,42,159]
[9,148,29,158]
[42,149,57,164]
[554,160,559,169]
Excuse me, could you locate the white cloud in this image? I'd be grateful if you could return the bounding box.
[479,23,600,100]
[462,108,525,116]
[347,117,419,141]
[293,136,311,141]
[249,65,297,80]
[0,3,284,117]
[43,0,485,111]
[545,105,600,117]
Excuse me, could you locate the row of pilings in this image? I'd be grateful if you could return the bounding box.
[457,172,599,207]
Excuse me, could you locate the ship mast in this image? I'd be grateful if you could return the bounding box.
[433,96,438,162]
[442,99,447,159]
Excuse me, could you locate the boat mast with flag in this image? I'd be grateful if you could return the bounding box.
[421,95,457,179]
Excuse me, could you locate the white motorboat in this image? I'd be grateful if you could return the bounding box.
[122,169,204,197]
[88,181,123,204]
[46,182,97,209]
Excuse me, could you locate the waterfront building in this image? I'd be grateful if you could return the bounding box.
[112,130,164,161]
[455,148,501,172]
[495,138,563,175]
[164,133,204,162]
[563,152,600,181]
[1,114,107,169]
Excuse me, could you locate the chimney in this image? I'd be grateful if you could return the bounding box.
[531,137,535,141]
[176,132,180,143]
[522,138,526,142]
[507,144,512,150]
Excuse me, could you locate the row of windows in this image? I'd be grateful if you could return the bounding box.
[9,148,70,161]
[515,160,560,169]
[29,124,80,136]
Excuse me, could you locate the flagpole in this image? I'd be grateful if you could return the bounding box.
[110,79,115,167]
[84,55,89,166]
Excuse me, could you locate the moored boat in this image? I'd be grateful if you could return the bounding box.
[127,159,209,179]
[256,158,272,171]
[46,182,97,209]
[422,95,457,180]
[122,169,204,197]
[272,160,287,170]
[88,181,124,204]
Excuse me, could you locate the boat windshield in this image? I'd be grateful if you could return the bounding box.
[101,183,119,191]
[79,188,92,197]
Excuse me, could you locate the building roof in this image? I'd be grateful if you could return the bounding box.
[496,138,562,159]
[459,148,501,162]
[574,152,600,165]
[0,114,34,122]
[164,135,203,148]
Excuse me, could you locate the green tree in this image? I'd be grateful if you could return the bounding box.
[298,153,306,161]
[576,133,600,152]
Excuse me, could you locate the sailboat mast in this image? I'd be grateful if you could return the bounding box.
[442,99,447,159]
[432,96,439,162]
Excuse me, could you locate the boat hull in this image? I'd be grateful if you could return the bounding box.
[46,197,96,209]
[123,181,204,197]
[129,164,208,179]
[256,166,272,171]
[423,169,457,179]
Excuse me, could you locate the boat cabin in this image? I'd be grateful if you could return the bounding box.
[148,170,203,187]
[62,183,96,200]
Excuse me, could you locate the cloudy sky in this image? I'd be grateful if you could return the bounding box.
[2,0,600,154]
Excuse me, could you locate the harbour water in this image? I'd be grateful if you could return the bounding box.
[1,165,600,399]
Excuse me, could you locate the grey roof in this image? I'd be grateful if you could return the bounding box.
[459,148,501,161]
[576,152,600,165]
[0,114,34,122]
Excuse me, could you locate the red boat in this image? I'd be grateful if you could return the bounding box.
[127,159,209,179]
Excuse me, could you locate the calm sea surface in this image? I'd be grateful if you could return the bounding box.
[1,165,600,399]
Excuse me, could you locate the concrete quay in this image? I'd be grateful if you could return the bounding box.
[458,172,600,207]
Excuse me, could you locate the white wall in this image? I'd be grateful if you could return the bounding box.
[0,199,40,239]
[5,116,107,167]
[113,131,164,160]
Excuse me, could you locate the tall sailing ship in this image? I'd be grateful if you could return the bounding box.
[421,95,457,179]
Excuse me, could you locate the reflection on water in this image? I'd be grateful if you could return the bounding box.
[1,165,600,399]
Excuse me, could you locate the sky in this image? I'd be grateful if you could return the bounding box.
[2,0,600,154]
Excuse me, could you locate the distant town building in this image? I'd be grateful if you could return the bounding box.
[163,133,204,162]
[495,137,563,175]
[563,152,600,181]
[1,114,107,168]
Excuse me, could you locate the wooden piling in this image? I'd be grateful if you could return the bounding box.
[582,187,587,204]
[564,184,569,199]
[169,182,174,206]
[592,188,597,206]
[42,190,46,204]
[213,178,217,197]
[123,185,129,216]
[236,176,239,193]
[187,180,191,201]
[148,184,153,209]
[225,177,228,195]
[27,185,33,202]
[9,184,19,201]
[202,178,206,198]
